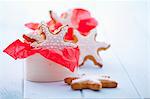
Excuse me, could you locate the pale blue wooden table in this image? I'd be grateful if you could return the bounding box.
[23,49,140,99]
[0,0,149,99]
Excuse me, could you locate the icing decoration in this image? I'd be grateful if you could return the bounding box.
[72,74,111,84]
[72,76,100,84]
[37,22,77,50]
[74,29,110,67]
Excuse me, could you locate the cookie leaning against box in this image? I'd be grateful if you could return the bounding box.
[64,75,118,90]
[74,29,110,67]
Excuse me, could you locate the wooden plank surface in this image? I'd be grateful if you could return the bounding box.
[0,50,23,99]
[24,81,82,99]
[79,49,140,98]
[24,48,140,99]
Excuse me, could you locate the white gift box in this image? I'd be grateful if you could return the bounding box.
[25,53,78,82]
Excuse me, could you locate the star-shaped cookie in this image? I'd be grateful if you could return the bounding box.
[74,29,110,67]
[64,74,118,90]
[37,21,77,50]
[24,21,77,50]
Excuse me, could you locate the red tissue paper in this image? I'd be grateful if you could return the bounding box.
[3,39,79,72]
[71,8,98,36]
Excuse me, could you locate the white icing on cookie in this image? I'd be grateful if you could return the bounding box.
[72,77,100,84]
[37,21,77,50]
[72,74,111,84]
[74,29,110,65]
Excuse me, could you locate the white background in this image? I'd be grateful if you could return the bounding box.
[0,0,149,98]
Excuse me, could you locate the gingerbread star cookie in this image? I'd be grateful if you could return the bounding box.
[64,75,118,91]
[37,21,77,50]
[23,21,77,50]
[74,29,110,67]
